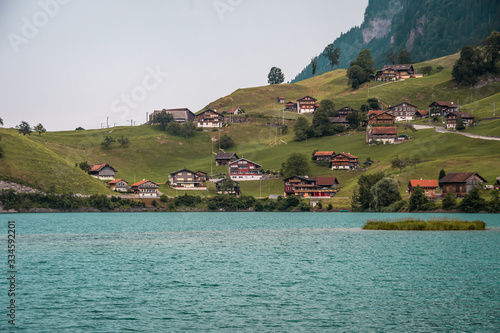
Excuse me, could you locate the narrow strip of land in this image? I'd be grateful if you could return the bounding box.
[413,124,500,141]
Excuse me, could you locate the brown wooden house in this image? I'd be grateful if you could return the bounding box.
[331,153,358,170]
[277,96,285,104]
[445,111,475,129]
[330,117,350,128]
[169,168,206,190]
[408,179,439,199]
[313,151,335,161]
[415,110,429,119]
[429,101,458,116]
[109,179,129,192]
[214,178,241,196]
[297,96,317,114]
[196,109,224,128]
[387,102,417,122]
[364,111,395,126]
[284,101,297,112]
[337,106,357,117]
[367,126,398,143]
[375,64,421,81]
[215,152,239,166]
[284,176,339,198]
[149,108,195,124]
[439,172,487,197]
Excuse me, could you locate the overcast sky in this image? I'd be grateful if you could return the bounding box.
[0,0,368,131]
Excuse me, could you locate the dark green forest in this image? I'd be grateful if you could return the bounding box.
[292,0,500,82]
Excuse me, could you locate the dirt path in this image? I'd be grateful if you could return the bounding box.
[413,124,500,141]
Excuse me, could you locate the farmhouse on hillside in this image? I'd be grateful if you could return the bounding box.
[284,101,297,112]
[196,109,224,128]
[228,158,263,181]
[429,101,458,116]
[283,176,339,198]
[313,151,335,161]
[296,96,318,114]
[331,152,359,170]
[277,96,285,104]
[131,179,159,197]
[329,117,350,128]
[109,179,129,192]
[364,111,395,126]
[375,64,422,81]
[89,163,117,180]
[149,108,195,124]
[215,152,239,166]
[415,110,429,119]
[214,178,241,196]
[367,126,398,144]
[228,107,242,115]
[169,168,207,190]
[408,179,439,199]
[445,111,475,129]
[439,172,487,197]
[337,106,357,117]
[387,102,417,122]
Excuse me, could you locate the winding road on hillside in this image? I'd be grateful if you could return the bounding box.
[413,125,500,141]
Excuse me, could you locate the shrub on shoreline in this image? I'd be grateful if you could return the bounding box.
[362,218,486,230]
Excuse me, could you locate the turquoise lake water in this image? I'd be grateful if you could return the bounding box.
[1,212,499,332]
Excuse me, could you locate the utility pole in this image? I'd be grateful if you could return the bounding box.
[106,117,109,128]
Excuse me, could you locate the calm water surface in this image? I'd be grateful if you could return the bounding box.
[1,212,499,332]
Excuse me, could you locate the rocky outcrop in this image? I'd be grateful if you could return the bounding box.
[0,181,41,194]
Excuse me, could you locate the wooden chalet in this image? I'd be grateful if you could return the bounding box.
[337,106,357,117]
[215,152,239,166]
[368,110,383,117]
[408,179,439,199]
[284,176,339,198]
[149,108,195,124]
[131,179,159,197]
[196,109,224,128]
[387,102,417,122]
[429,101,458,116]
[277,96,285,104]
[375,64,422,81]
[445,111,475,129]
[367,126,398,143]
[313,151,335,161]
[109,179,129,192]
[284,101,297,112]
[329,117,350,128]
[439,172,487,197]
[296,96,317,114]
[415,110,429,119]
[169,168,206,190]
[331,152,358,170]
[364,111,395,126]
[89,163,117,180]
[214,178,241,196]
[228,158,263,181]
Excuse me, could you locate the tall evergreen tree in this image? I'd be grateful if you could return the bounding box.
[438,169,446,180]
[311,56,318,77]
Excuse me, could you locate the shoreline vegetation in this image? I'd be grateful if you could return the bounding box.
[362,218,486,230]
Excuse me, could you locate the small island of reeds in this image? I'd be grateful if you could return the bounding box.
[362,218,486,231]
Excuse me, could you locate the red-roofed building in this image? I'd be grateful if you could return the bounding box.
[228,107,241,115]
[285,101,297,112]
[415,110,429,119]
[313,151,335,161]
[89,163,117,180]
[439,172,487,197]
[367,126,398,144]
[284,176,339,198]
[408,179,439,198]
[368,110,383,117]
[277,97,285,104]
[131,179,159,197]
[331,152,359,170]
[109,179,129,192]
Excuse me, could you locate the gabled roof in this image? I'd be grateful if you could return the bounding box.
[228,107,240,114]
[228,158,262,168]
[297,96,317,102]
[446,111,475,119]
[314,177,339,186]
[368,110,383,116]
[409,179,439,188]
[416,110,429,116]
[372,127,397,135]
[381,64,414,71]
[215,152,238,160]
[314,151,335,157]
[153,108,194,115]
[195,171,207,175]
[337,106,357,112]
[89,163,117,173]
[170,168,197,176]
[197,109,223,117]
[439,172,487,184]
[131,179,158,187]
[368,111,394,120]
[109,178,128,185]
[335,152,357,159]
[277,96,285,99]
[285,101,295,105]
[388,102,418,109]
[283,175,315,183]
[430,101,456,108]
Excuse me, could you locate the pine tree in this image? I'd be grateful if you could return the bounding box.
[438,169,446,180]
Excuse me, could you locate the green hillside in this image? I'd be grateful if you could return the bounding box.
[1,53,499,198]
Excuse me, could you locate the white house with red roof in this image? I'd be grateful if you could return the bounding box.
[131,179,159,197]
[88,163,117,180]
[228,158,263,181]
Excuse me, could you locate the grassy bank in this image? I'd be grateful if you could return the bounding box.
[362,218,486,230]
